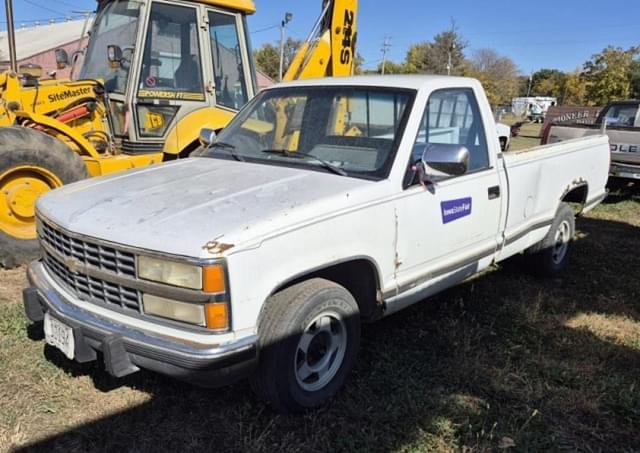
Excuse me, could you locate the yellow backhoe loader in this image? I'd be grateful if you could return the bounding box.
[0,0,358,266]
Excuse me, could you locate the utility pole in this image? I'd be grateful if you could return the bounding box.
[380,35,390,75]
[5,0,17,72]
[446,43,456,76]
[445,18,456,76]
[527,73,533,97]
[279,12,293,82]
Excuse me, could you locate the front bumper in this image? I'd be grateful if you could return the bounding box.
[23,261,257,387]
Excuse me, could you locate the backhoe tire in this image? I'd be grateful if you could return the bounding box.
[250,278,360,413]
[524,203,575,277]
[0,127,88,268]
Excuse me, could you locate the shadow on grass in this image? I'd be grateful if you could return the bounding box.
[604,179,640,204]
[17,216,640,452]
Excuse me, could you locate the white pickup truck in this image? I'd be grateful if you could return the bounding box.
[23,75,609,413]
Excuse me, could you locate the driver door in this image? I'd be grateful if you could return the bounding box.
[394,88,502,290]
[131,1,209,143]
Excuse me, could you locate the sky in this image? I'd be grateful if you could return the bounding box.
[1,0,638,75]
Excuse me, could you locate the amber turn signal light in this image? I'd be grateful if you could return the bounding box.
[203,264,225,293]
[205,303,228,330]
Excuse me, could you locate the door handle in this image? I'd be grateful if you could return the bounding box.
[488,185,500,199]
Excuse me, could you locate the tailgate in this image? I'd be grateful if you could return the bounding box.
[607,128,640,166]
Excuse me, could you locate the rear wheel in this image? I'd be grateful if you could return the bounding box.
[0,127,88,268]
[250,278,360,413]
[524,203,575,276]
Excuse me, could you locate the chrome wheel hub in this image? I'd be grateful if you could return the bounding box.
[552,220,571,264]
[294,311,347,392]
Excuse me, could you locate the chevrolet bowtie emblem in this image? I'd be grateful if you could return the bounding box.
[65,256,82,274]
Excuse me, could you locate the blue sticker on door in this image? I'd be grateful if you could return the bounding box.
[441,197,472,224]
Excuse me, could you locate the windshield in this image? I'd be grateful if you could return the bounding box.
[203,86,415,179]
[79,0,142,94]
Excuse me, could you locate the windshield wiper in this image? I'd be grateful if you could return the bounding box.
[209,141,245,162]
[260,149,348,176]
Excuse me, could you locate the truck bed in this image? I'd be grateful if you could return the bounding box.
[547,123,640,168]
[499,134,610,259]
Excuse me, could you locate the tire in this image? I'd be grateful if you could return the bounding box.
[524,203,575,276]
[499,137,510,152]
[0,127,88,268]
[250,278,361,413]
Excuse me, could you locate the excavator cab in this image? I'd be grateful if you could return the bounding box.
[75,0,257,150]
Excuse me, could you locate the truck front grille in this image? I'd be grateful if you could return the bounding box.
[40,220,136,278]
[43,251,141,312]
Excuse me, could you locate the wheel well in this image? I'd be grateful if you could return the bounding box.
[272,259,381,321]
[561,183,588,214]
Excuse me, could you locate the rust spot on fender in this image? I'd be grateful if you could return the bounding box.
[202,240,234,254]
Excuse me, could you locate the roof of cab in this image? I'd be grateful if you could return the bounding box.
[264,74,480,91]
[197,0,255,14]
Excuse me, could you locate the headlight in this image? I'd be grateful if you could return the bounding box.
[142,294,229,330]
[137,255,226,293]
[143,294,205,326]
[138,255,202,289]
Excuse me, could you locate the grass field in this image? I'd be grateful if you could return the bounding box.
[1,184,640,452]
[501,115,544,151]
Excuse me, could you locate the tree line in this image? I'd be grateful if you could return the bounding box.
[254,29,639,108]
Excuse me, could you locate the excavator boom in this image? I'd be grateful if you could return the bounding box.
[284,0,358,81]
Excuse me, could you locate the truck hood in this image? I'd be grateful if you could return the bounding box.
[37,158,376,258]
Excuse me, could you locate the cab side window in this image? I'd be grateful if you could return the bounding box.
[413,88,489,173]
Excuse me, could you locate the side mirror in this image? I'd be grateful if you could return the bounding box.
[420,143,469,177]
[198,128,216,147]
[55,49,69,69]
[107,45,123,69]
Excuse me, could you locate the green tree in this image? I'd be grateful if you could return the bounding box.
[467,48,519,107]
[531,69,566,98]
[404,42,430,73]
[583,46,639,105]
[253,38,302,80]
[516,75,531,96]
[403,24,468,75]
[561,70,590,105]
[254,44,279,80]
[630,59,640,99]
[378,60,406,74]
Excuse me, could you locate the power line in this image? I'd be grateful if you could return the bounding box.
[56,0,89,9]
[251,24,279,34]
[1,15,88,25]
[20,0,70,15]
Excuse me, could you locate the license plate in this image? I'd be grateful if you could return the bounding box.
[44,312,75,360]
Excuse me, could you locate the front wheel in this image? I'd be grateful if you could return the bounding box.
[250,278,360,413]
[524,203,575,276]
